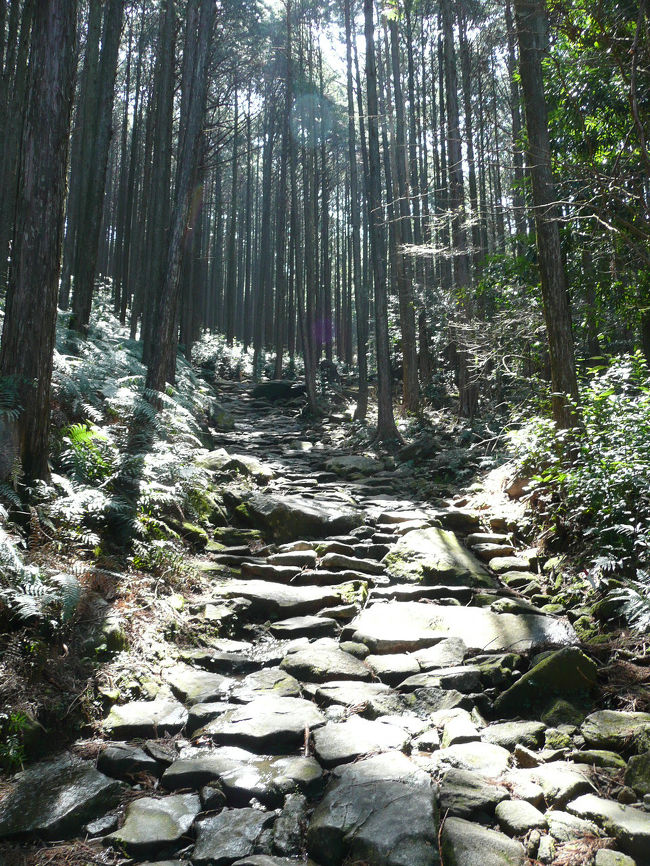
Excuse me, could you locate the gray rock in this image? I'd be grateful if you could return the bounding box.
[366,653,420,685]
[193,807,275,865]
[400,665,481,693]
[582,711,650,752]
[211,579,344,618]
[195,696,326,750]
[103,699,188,739]
[281,646,371,683]
[594,851,638,866]
[382,527,493,586]
[482,721,547,751]
[163,746,322,806]
[315,680,404,719]
[267,550,318,568]
[495,799,547,835]
[493,647,597,716]
[0,754,122,840]
[239,493,362,542]
[537,834,556,864]
[570,749,627,770]
[241,562,301,582]
[429,741,511,776]
[105,793,200,856]
[568,794,650,858]
[273,793,307,856]
[438,768,509,819]
[326,455,385,477]
[270,615,338,638]
[625,751,650,796]
[188,701,238,734]
[313,717,410,767]
[166,664,234,704]
[343,601,577,654]
[440,816,525,866]
[234,859,317,866]
[306,751,437,866]
[178,648,257,675]
[441,714,480,748]
[231,667,302,702]
[509,763,593,807]
[545,809,601,842]
[97,743,161,780]
[413,638,467,670]
[319,552,384,575]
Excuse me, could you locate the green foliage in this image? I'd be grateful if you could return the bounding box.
[512,353,650,630]
[0,711,29,771]
[0,375,21,421]
[59,423,114,485]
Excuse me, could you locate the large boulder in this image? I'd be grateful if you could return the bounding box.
[0,754,122,840]
[236,493,363,543]
[581,710,650,753]
[343,601,577,654]
[493,647,596,716]
[383,527,494,587]
[306,751,438,866]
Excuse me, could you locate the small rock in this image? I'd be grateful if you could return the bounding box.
[273,793,307,856]
[625,751,650,796]
[440,816,525,866]
[594,851,638,866]
[193,807,275,865]
[546,809,602,842]
[442,714,480,748]
[495,799,547,835]
[280,646,371,683]
[439,767,509,819]
[482,721,546,751]
[97,743,161,780]
[537,834,556,864]
[105,793,200,856]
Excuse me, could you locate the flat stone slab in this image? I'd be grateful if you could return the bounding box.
[509,763,593,807]
[103,698,188,739]
[269,616,338,638]
[194,696,326,751]
[546,809,602,842]
[567,793,650,858]
[430,741,511,776]
[314,680,404,719]
[211,580,344,618]
[0,754,122,841]
[326,455,385,477]
[306,751,437,866]
[319,552,384,575]
[231,667,302,702]
[193,807,275,865]
[439,768,509,819]
[482,721,547,751]
[441,816,525,866]
[239,493,363,542]
[280,646,371,682]
[97,743,161,780]
[166,664,234,704]
[313,717,410,767]
[581,710,650,752]
[105,793,200,856]
[366,653,420,684]
[382,527,493,586]
[344,601,577,653]
[162,746,322,806]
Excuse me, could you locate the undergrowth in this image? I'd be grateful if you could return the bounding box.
[511,352,650,632]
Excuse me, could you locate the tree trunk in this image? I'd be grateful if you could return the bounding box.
[146,0,216,393]
[513,0,579,427]
[364,0,399,443]
[0,0,76,480]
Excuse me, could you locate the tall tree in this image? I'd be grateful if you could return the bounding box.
[513,0,579,427]
[146,0,216,393]
[0,0,77,480]
[364,0,399,443]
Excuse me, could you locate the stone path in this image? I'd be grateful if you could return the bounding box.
[1,382,650,866]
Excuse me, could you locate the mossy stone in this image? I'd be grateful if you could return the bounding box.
[542,699,586,727]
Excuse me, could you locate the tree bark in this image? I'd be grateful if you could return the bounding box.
[364,0,399,443]
[146,0,216,393]
[513,0,579,427]
[0,0,76,480]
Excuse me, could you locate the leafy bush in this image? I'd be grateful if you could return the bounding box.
[511,352,650,629]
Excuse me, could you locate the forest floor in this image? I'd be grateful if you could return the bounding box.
[1,367,650,866]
